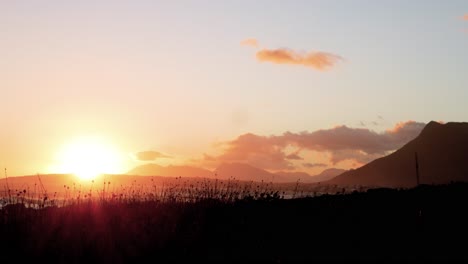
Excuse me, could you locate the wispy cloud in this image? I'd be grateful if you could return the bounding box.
[134,151,171,161]
[241,38,343,71]
[303,162,327,168]
[256,48,342,71]
[240,38,259,48]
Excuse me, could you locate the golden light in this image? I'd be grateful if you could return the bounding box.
[54,136,123,180]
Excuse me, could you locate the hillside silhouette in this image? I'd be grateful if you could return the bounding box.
[307,168,347,182]
[328,121,468,187]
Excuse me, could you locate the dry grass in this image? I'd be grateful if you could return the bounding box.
[1,174,364,209]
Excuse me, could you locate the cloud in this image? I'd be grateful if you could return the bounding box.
[303,163,327,168]
[203,153,216,161]
[286,152,303,160]
[385,121,426,144]
[256,48,342,70]
[463,14,468,20]
[240,38,259,48]
[134,151,171,161]
[213,133,293,170]
[327,149,382,166]
[241,38,342,70]
[207,121,427,170]
[282,121,425,163]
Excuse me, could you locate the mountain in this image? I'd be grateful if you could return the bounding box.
[215,163,285,182]
[328,121,468,187]
[306,168,347,183]
[128,164,213,178]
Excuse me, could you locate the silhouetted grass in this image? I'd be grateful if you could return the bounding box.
[1,181,468,262]
[0,176,285,208]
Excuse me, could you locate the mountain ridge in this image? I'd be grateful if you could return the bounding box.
[327,121,468,187]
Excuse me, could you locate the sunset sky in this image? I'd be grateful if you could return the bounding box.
[1,1,468,177]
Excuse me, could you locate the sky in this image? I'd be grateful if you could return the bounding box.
[1,1,468,176]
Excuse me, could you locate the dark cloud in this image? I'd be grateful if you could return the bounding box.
[208,121,427,169]
[282,121,426,159]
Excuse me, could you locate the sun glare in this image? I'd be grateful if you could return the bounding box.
[55,137,123,180]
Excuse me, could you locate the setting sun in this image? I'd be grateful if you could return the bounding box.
[54,137,123,180]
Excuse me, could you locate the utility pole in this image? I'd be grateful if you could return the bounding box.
[4,167,9,190]
[415,152,420,186]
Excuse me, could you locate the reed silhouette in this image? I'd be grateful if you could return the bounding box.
[1,182,468,262]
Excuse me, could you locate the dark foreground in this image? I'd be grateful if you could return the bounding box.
[1,183,468,263]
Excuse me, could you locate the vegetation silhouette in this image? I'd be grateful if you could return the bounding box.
[1,181,468,262]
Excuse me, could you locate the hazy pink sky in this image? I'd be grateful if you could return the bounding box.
[1,1,467,176]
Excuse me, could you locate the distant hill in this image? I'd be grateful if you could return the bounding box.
[128,162,345,183]
[128,164,214,178]
[215,163,283,182]
[274,171,311,181]
[328,121,468,187]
